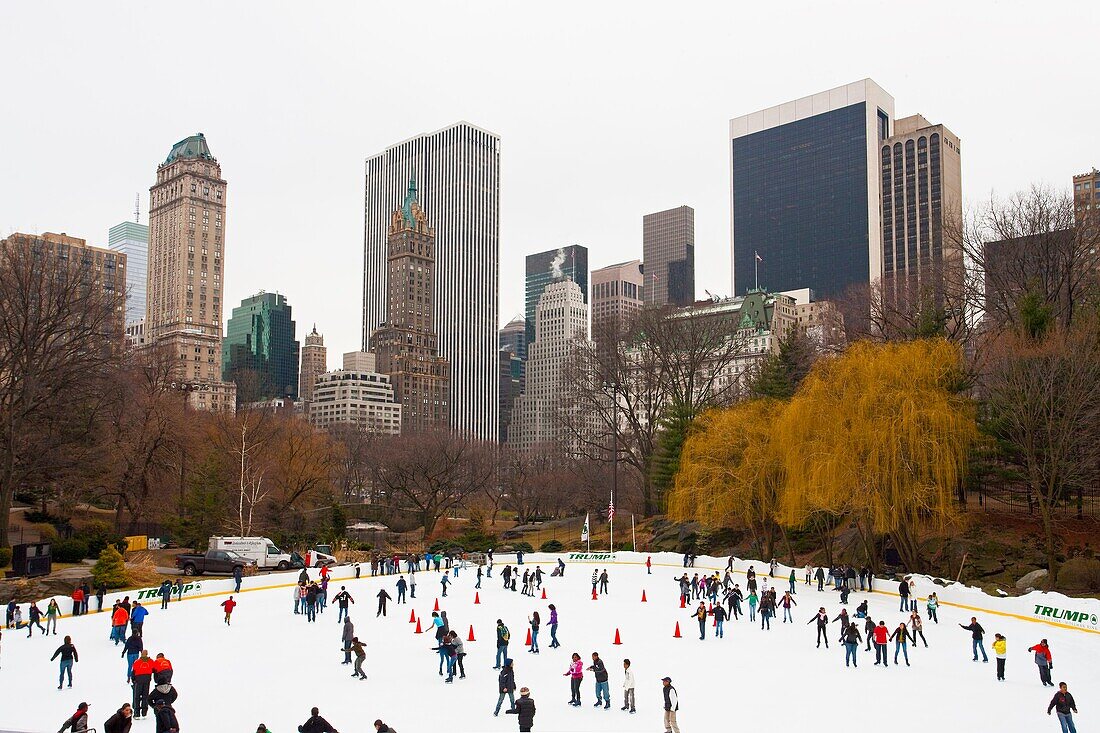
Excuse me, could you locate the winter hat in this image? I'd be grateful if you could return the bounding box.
[505,658,513,666]
[520,687,530,696]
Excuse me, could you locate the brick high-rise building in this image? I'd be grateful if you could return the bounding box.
[643,206,694,306]
[1074,167,1100,228]
[299,325,327,406]
[147,132,235,411]
[591,259,644,339]
[370,178,450,433]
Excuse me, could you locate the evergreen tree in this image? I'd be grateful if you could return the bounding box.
[749,327,817,400]
[92,545,130,589]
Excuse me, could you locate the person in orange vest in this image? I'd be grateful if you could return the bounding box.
[131,650,154,719]
[221,596,237,625]
[110,603,130,645]
[151,653,173,684]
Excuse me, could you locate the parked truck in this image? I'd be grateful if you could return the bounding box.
[175,548,256,577]
[209,536,294,570]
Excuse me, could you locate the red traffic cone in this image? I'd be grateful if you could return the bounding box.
[525,628,532,646]
[613,628,622,645]
[641,590,647,603]
[679,594,686,609]
[474,592,480,605]
[591,587,598,601]
[467,625,476,642]
[433,598,440,612]
[541,588,547,600]
[673,621,681,638]
[409,608,416,623]
[708,602,713,613]
[713,612,718,627]
[414,618,423,634]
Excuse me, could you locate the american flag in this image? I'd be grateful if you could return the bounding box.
[607,496,615,522]
[755,251,763,262]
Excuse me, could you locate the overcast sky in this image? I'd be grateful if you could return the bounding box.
[2,1,1096,367]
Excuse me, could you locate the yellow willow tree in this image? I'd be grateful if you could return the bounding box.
[776,339,976,572]
[668,399,788,559]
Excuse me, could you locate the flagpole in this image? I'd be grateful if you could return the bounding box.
[754,251,759,290]
[610,488,614,554]
[632,514,636,552]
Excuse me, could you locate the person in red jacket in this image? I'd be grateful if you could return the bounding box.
[131,650,154,719]
[111,604,130,645]
[872,620,890,667]
[70,588,85,617]
[1028,639,1055,687]
[151,653,174,684]
[221,596,237,625]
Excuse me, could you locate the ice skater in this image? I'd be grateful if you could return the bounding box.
[221,595,237,625]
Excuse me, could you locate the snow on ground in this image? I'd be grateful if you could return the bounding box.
[1,552,1097,732]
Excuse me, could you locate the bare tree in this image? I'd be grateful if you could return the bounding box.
[0,238,124,547]
[980,319,1100,589]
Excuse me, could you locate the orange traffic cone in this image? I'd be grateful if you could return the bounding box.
[613,628,622,645]
[409,609,416,623]
[679,594,686,609]
[414,618,423,634]
[541,588,547,600]
[433,598,440,612]
[591,588,598,601]
[673,621,681,638]
[474,592,480,605]
[525,628,532,646]
[713,612,718,627]
[641,590,647,603]
[467,625,476,642]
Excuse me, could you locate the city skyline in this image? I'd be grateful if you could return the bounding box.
[2,3,1097,361]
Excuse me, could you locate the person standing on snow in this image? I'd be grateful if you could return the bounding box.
[588,652,610,709]
[908,611,928,647]
[528,612,541,654]
[864,615,876,652]
[233,564,243,593]
[711,603,728,638]
[298,706,339,733]
[130,602,148,636]
[993,634,1007,681]
[452,630,467,679]
[220,595,237,625]
[746,589,759,622]
[111,603,130,645]
[158,580,172,610]
[898,577,910,612]
[927,592,940,623]
[548,604,560,648]
[494,658,517,716]
[494,619,511,669]
[621,658,636,713]
[26,602,45,637]
[890,621,913,666]
[872,621,890,666]
[564,653,583,706]
[661,677,680,733]
[333,587,355,622]
[808,607,829,649]
[1028,639,1054,687]
[692,603,707,640]
[1047,682,1078,732]
[476,565,483,589]
[51,635,79,689]
[375,588,392,617]
[395,576,407,604]
[778,591,797,623]
[348,637,367,680]
[441,573,450,597]
[341,616,355,665]
[508,686,536,732]
[305,583,320,622]
[45,598,60,635]
[131,650,153,719]
[409,571,417,599]
[123,631,143,682]
[590,569,598,594]
[959,617,989,662]
[598,569,609,595]
[814,566,825,592]
[842,622,862,667]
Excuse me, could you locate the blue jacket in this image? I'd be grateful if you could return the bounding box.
[131,606,149,623]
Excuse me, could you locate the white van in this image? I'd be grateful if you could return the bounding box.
[209,537,293,570]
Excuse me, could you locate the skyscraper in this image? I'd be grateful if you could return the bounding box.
[370,178,450,434]
[880,114,963,293]
[147,132,236,411]
[643,206,694,307]
[525,245,588,347]
[730,79,895,299]
[1074,167,1100,227]
[591,259,644,338]
[222,292,300,402]
[508,279,592,453]
[108,221,148,324]
[363,122,499,440]
[498,315,527,364]
[299,325,327,405]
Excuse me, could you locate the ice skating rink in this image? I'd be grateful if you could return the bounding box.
[1,552,1096,732]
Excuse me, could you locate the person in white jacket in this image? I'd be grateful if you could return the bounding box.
[621,658,635,713]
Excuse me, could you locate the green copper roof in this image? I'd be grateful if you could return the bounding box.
[164,133,214,164]
[401,174,418,227]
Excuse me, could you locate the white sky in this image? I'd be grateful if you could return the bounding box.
[2,1,1097,367]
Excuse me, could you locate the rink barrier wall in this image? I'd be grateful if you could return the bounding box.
[19,551,1100,635]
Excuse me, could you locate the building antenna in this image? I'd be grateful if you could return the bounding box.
[134,193,140,223]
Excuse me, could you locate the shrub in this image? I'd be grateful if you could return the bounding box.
[0,547,11,568]
[24,509,60,524]
[512,541,534,554]
[539,539,564,553]
[53,539,90,563]
[91,545,130,589]
[454,526,499,553]
[75,521,126,558]
[32,522,60,543]
[1057,557,1100,591]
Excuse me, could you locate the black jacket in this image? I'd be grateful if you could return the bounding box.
[1048,691,1077,716]
[104,707,133,733]
[514,696,536,726]
[499,665,516,692]
[898,580,909,596]
[149,683,178,707]
[960,622,985,640]
[588,658,608,683]
[842,625,862,645]
[299,714,339,733]
[153,704,178,733]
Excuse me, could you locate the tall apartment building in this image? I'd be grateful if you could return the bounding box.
[370,179,450,434]
[1074,168,1100,227]
[222,292,300,402]
[525,245,587,347]
[643,206,694,307]
[591,259,644,338]
[298,325,327,405]
[309,350,402,434]
[147,133,235,411]
[108,221,148,325]
[730,79,895,299]
[880,114,963,293]
[0,232,127,338]
[499,315,527,363]
[508,279,591,453]
[363,122,499,440]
